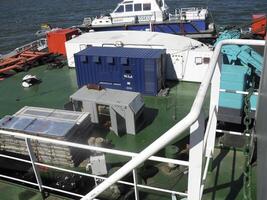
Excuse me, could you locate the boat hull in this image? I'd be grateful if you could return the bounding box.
[79,20,216,39]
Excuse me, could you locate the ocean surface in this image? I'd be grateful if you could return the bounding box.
[0,0,266,54]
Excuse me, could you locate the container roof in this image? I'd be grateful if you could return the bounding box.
[75,46,165,58]
[70,86,143,108]
[66,31,210,52]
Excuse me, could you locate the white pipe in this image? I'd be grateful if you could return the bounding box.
[137,184,188,197]
[0,152,186,196]
[216,129,250,137]
[81,39,265,200]
[0,130,188,166]
[219,89,259,96]
[200,153,211,199]
[0,154,32,164]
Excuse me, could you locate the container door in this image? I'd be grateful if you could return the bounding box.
[144,59,156,95]
[96,57,122,89]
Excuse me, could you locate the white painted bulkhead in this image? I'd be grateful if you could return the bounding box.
[65,31,213,83]
[110,0,167,23]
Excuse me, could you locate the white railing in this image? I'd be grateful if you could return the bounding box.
[0,129,188,200]
[14,38,47,53]
[2,38,47,59]
[169,7,207,22]
[0,39,265,200]
[81,39,265,200]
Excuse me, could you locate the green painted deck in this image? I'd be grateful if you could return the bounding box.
[0,180,67,200]
[203,147,256,200]
[0,65,203,153]
[0,65,256,200]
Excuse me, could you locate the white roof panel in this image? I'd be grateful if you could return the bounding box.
[67,31,209,51]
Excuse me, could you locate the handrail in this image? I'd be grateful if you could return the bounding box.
[0,130,188,166]
[0,129,190,198]
[81,39,266,200]
[0,153,187,197]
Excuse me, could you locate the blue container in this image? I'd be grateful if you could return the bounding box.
[74,47,166,96]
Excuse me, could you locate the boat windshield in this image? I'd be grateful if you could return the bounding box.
[134,3,142,11]
[143,3,151,11]
[115,5,124,13]
[114,2,153,13]
[125,4,133,12]
[156,0,163,7]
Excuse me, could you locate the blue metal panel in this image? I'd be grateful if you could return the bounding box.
[74,47,165,96]
[91,21,208,34]
[183,23,197,33]
[96,26,125,31]
[76,47,164,59]
[127,24,149,31]
[144,59,157,95]
[219,64,247,109]
[190,20,206,31]
[154,24,179,34]
[219,93,244,110]
[152,21,206,34]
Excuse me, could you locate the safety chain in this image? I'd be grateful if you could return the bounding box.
[243,73,255,200]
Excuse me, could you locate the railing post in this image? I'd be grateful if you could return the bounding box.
[25,138,45,199]
[205,60,221,157]
[132,168,140,200]
[187,111,205,200]
[171,193,178,200]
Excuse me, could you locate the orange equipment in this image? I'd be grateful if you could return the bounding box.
[0,50,50,74]
[251,14,266,38]
[47,28,80,56]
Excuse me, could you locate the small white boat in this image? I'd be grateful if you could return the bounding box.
[80,0,215,38]
[92,0,168,26]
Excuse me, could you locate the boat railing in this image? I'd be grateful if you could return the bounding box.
[180,7,204,12]
[0,129,188,199]
[169,7,208,21]
[15,38,47,53]
[168,9,180,21]
[3,38,47,59]
[0,39,265,200]
[80,39,265,200]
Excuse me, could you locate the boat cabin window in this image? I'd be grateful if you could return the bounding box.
[125,4,133,12]
[157,0,163,7]
[115,5,124,13]
[134,3,142,11]
[143,3,151,11]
